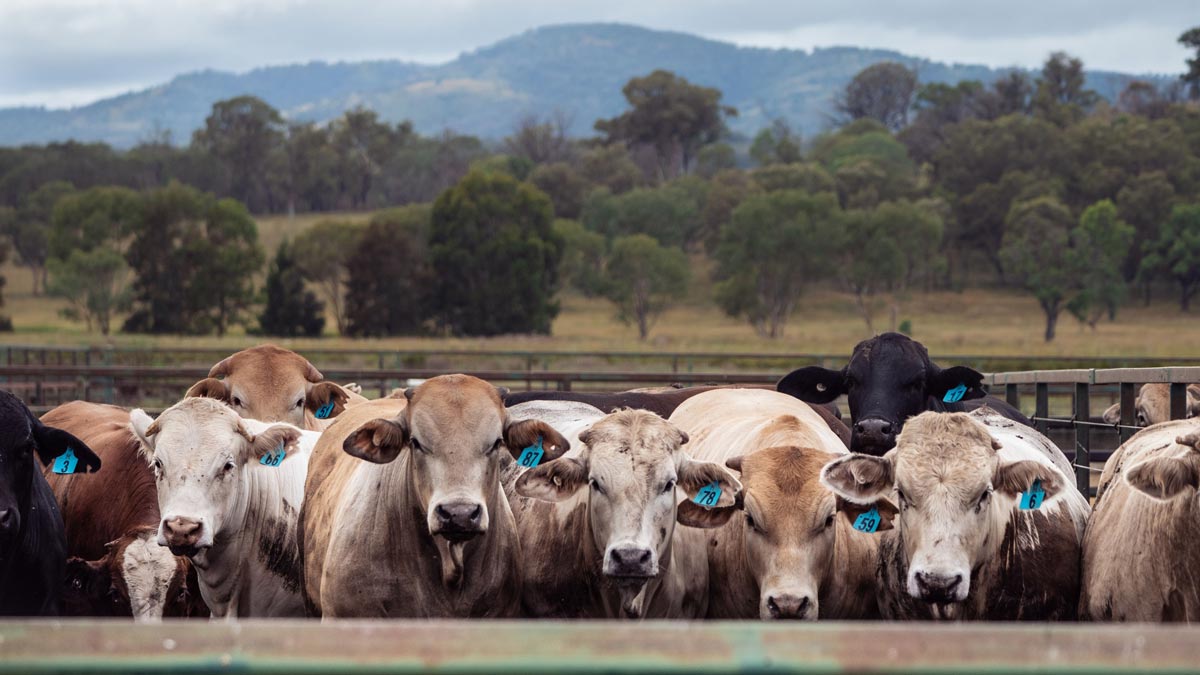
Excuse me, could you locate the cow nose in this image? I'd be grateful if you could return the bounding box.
[0,507,17,532]
[766,594,813,619]
[914,571,964,602]
[852,418,896,452]
[433,502,484,538]
[606,545,655,578]
[161,517,203,553]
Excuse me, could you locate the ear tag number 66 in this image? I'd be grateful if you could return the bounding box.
[260,444,285,467]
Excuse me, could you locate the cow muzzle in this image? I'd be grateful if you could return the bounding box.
[851,417,897,455]
[431,501,486,542]
[910,568,968,605]
[762,592,817,620]
[159,516,208,557]
[0,506,19,539]
[603,543,658,580]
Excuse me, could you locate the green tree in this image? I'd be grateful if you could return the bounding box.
[835,62,918,132]
[554,219,607,296]
[529,162,588,219]
[595,70,737,180]
[749,119,802,166]
[259,240,324,337]
[714,191,842,338]
[1033,52,1098,125]
[695,143,736,178]
[812,120,916,208]
[1000,196,1077,341]
[581,183,701,249]
[192,96,285,212]
[47,248,131,335]
[1067,200,1134,328]
[1179,27,1200,100]
[7,180,74,295]
[700,169,760,252]
[750,163,836,194]
[504,113,575,165]
[330,107,405,210]
[602,234,689,340]
[579,144,644,194]
[1116,171,1176,285]
[1140,204,1200,311]
[292,219,366,335]
[344,205,432,337]
[49,186,141,258]
[430,170,563,336]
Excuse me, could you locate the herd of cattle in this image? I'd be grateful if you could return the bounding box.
[2,333,1199,622]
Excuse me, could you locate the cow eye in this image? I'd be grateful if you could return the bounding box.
[152,458,163,473]
[222,461,236,473]
[896,489,908,509]
[1136,412,1147,426]
[486,438,502,455]
[824,514,835,529]
[589,478,605,495]
[108,587,121,603]
[232,396,244,408]
[744,514,761,534]
[411,437,425,453]
[662,479,676,494]
[974,490,990,513]
[294,398,304,409]
[71,576,84,590]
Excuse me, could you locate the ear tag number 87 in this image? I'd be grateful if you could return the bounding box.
[260,443,285,467]
[52,448,79,475]
[853,506,881,533]
[943,383,968,403]
[694,482,722,508]
[315,401,335,419]
[517,437,544,468]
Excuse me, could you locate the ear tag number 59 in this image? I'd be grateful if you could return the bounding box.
[52,448,79,475]
[853,506,881,533]
[694,482,722,507]
[518,437,544,468]
[943,383,968,403]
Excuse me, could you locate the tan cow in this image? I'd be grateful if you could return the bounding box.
[186,344,366,430]
[666,389,877,620]
[301,375,569,617]
[1080,420,1200,621]
[822,410,1090,620]
[1102,384,1200,427]
[507,402,741,618]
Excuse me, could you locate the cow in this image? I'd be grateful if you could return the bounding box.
[776,332,1030,455]
[1080,420,1200,621]
[42,400,206,620]
[0,390,101,616]
[1101,384,1200,427]
[506,402,741,618]
[821,409,1090,620]
[186,344,366,430]
[130,397,319,618]
[301,375,569,618]
[504,386,851,448]
[665,389,875,620]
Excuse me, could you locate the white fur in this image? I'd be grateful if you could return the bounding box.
[121,530,180,621]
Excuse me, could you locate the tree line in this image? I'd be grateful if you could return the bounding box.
[1,27,1199,341]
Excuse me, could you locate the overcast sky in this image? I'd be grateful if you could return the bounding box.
[1,0,1194,109]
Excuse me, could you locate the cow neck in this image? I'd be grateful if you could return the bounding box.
[825,517,880,618]
[716,513,762,617]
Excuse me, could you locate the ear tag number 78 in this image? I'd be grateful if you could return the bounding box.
[694,482,722,507]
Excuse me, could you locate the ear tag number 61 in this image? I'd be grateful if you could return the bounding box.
[943,383,968,403]
[694,482,722,508]
[518,437,544,468]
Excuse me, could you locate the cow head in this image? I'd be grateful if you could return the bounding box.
[677,446,843,620]
[516,409,739,618]
[343,375,569,546]
[0,392,100,551]
[61,526,206,620]
[130,398,303,558]
[186,345,350,428]
[777,333,986,455]
[1101,384,1200,428]
[1124,432,1200,500]
[821,412,1064,608]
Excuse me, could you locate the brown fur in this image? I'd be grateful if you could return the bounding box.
[1102,383,1200,427]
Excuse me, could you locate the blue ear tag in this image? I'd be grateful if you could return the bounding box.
[1019,479,1045,510]
[943,383,968,403]
[517,437,544,468]
[853,506,881,533]
[259,443,285,468]
[52,448,79,475]
[693,481,722,507]
[314,401,335,420]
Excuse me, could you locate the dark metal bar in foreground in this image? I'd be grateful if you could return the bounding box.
[2,620,1200,674]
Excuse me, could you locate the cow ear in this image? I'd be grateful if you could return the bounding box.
[677,499,740,529]
[776,367,845,404]
[185,378,230,403]
[32,421,102,473]
[930,366,986,402]
[1188,385,1200,418]
[1125,457,1200,500]
[244,424,303,466]
[306,382,349,419]
[1101,402,1122,425]
[835,496,898,531]
[515,456,588,502]
[64,556,109,597]
[504,419,570,462]
[993,460,1065,499]
[820,454,894,503]
[677,456,741,508]
[343,417,409,464]
[129,409,159,461]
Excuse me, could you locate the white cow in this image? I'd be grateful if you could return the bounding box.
[130,397,318,618]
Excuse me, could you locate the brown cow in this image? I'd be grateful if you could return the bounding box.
[1080,420,1200,621]
[41,401,207,619]
[301,375,569,617]
[186,344,366,430]
[1101,384,1200,427]
[667,389,875,620]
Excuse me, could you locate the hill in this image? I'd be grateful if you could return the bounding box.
[0,23,1172,147]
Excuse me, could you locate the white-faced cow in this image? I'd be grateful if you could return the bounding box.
[666,389,879,620]
[0,390,101,615]
[301,375,569,617]
[822,409,1090,620]
[1080,420,1200,621]
[130,397,319,618]
[1101,384,1200,427]
[777,332,1029,455]
[507,402,741,618]
[186,345,365,430]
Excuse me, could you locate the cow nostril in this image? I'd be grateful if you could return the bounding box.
[637,549,652,564]
[0,508,14,528]
[853,423,865,434]
[797,596,811,613]
[881,423,893,435]
[434,505,451,521]
[948,574,963,591]
[767,597,780,616]
[468,504,482,523]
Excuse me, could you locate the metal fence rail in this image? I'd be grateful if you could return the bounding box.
[2,620,1198,674]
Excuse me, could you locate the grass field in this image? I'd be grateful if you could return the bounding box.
[0,212,1196,359]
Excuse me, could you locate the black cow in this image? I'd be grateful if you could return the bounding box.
[776,333,1030,455]
[0,391,101,615]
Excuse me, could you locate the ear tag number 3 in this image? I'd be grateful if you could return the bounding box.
[853,506,881,533]
[693,482,722,508]
[314,401,335,419]
[943,383,968,403]
[52,448,79,475]
[517,437,544,468]
[1020,479,1045,510]
[260,444,285,468]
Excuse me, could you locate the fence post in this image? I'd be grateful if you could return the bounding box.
[1074,382,1090,496]
[1170,382,1188,421]
[1119,382,1136,443]
[1034,383,1049,436]
[1005,383,1020,414]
